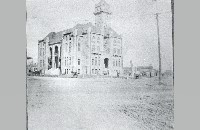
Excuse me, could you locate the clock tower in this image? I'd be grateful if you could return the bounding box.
[94,0,112,30]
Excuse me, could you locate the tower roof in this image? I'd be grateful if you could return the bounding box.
[96,0,109,7]
[94,0,111,15]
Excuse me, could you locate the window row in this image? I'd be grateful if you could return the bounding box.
[113,39,121,44]
[113,48,121,55]
[40,60,45,68]
[66,43,72,53]
[65,42,81,52]
[92,57,100,66]
[113,59,121,67]
[39,43,45,48]
[64,57,72,66]
[92,69,100,74]
[65,69,80,74]
[64,57,81,66]
[40,48,45,56]
[92,45,100,52]
[64,36,73,41]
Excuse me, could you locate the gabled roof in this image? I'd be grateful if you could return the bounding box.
[42,23,121,44]
[72,22,101,35]
[44,32,63,44]
[96,0,109,7]
[104,27,121,38]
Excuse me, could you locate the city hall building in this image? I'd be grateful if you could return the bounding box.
[38,0,123,76]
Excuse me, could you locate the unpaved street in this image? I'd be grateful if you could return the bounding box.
[27,76,174,130]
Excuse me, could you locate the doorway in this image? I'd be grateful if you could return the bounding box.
[104,58,109,68]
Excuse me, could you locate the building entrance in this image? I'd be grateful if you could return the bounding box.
[104,58,109,68]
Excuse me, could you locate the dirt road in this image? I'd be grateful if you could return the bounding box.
[27,76,174,130]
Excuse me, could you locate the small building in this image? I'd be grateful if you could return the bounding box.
[136,66,158,78]
[163,70,173,76]
[27,57,38,75]
[123,67,132,76]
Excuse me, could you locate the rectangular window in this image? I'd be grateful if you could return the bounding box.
[95,57,97,66]
[66,44,68,53]
[69,43,71,53]
[40,48,42,56]
[118,49,120,55]
[98,58,100,66]
[97,46,100,52]
[78,69,80,74]
[69,57,71,65]
[78,43,81,51]
[114,48,116,54]
[92,59,94,65]
[40,60,42,67]
[95,69,97,74]
[92,45,95,52]
[92,69,94,74]
[116,60,118,67]
[78,59,80,65]
[43,48,45,56]
[72,57,74,65]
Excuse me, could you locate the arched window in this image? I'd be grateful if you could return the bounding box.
[50,47,52,59]
[55,46,58,54]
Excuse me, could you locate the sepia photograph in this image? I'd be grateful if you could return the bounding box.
[26,0,174,129]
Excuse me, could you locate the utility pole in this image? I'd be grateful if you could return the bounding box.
[155,13,162,84]
[171,0,174,86]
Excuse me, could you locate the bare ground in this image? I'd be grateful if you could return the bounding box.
[27,76,174,130]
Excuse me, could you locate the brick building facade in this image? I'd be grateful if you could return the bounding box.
[38,0,123,76]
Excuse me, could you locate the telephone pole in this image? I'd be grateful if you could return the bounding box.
[155,13,162,84]
[171,0,174,86]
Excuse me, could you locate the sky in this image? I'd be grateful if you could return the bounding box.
[26,0,173,72]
